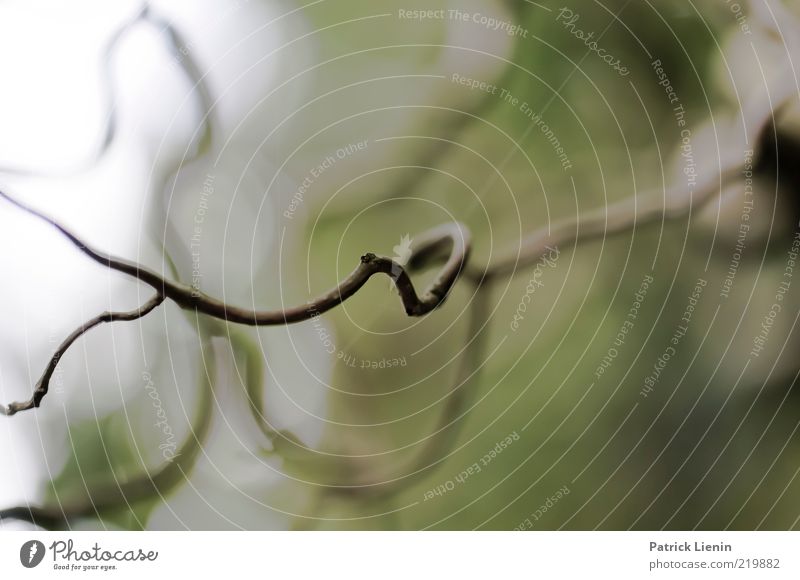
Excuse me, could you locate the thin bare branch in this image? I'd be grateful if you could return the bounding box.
[0,188,470,326]
[0,293,165,417]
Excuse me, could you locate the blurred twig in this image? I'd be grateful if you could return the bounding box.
[0,5,149,177]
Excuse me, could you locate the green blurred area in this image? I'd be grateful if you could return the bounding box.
[290,0,800,529]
